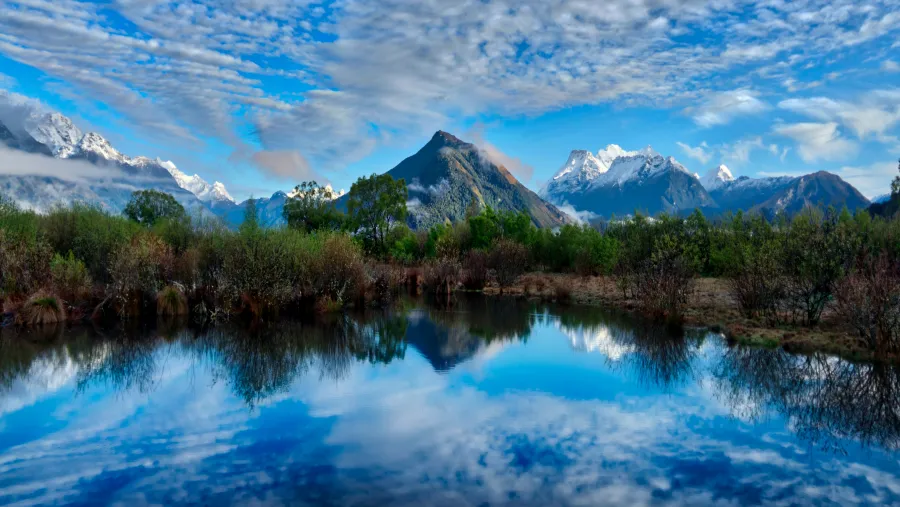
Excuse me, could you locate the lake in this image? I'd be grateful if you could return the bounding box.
[1,296,899,506]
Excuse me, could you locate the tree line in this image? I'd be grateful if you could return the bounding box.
[2,162,900,356]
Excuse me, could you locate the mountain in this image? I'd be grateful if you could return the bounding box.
[706,171,869,216]
[700,164,735,190]
[165,162,234,204]
[0,110,212,214]
[540,145,717,218]
[336,131,568,229]
[873,194,891,204]
[215,191,289,228]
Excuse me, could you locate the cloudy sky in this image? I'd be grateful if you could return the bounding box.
[0,0,898,199]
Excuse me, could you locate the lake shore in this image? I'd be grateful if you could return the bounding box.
[483,274,889,363]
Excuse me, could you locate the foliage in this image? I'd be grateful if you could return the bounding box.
[462,250,489,290]
[41,203,139,282]
[123,189,186,226]
[283,181,345,232]
[633,234,695,321]
[157,285,189,316]
[17,291,66,326]
[108,233,175,316]
[50,252,93,303]
[347,173,408,255]
[489,238,528,292]
[310,234,367,305]
[835,253,900,353]
[424,256,461,295]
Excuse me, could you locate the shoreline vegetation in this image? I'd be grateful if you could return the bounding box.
[2,169,900,363]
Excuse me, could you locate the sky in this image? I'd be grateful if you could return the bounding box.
[0,0,898,200]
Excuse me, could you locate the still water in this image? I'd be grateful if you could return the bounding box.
[1,296,899,506]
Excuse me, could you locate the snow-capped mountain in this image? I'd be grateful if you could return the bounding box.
[541,145,715,219]
[541,142,872,219]
[287,184,346,200]
[700,164,735,191]
[165,163,234,203]
[0,109,209,213]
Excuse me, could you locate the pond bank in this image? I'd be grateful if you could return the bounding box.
[482,273,891,363]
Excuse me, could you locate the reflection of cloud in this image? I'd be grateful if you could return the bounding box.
[559,323,635,361]
[2,322,900,506]
[0,351,79,416]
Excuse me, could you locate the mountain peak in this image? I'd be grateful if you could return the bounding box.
[25,111,82,158]
[429,130,467,148]
[700,164,734,190]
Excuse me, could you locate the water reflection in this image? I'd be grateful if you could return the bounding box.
[714,347,900,453]
[1,296,900,505]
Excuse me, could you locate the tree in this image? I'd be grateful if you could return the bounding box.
[123,190,185,227]
[892,158,900,197]
[347,174,407,255]
[282,181,344,232]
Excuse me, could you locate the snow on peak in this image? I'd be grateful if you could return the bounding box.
[543,143,691,198]
[78,132,126,162]
[25,112,82,158]
[164,162,234,203]
[700,164,735,190]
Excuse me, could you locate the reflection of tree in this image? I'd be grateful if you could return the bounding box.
[714,347,900,452]
[1,312,410,409]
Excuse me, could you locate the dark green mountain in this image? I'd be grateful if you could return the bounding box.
[339,131,569,229]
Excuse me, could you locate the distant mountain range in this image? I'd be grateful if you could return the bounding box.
[335,131,568,229]
[0,102,879,229]
[541,146,871,219]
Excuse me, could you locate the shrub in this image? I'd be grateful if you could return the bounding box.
[368,264,404,305]
[489,238,528,293]
[728,241,785,325]
[17,291,66,326]
[42,204,139,283]
[835,254,900,353]
[0,229,52,297]
[462,250,489,290]
[781,208,852,326]
[424,256,461,295]
[553,280,573,302]
[108,233,175,315]
[311,233,367,305]
[49,252,93,303]
[157,285,189,316]
[634,234,695,321]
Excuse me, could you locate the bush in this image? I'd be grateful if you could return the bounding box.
[634,234,695,321]
[424,256,461,295]
[17,291,66,326]
[50,252,93,303]
[157,285,189,316]
[0,229,52,297]
[368,264,404,305]
[108,233,175,315]
[835,254,900,353]
[311,233,367,305]
[462,250,489,290]
[42,204,139,283]
[489,238,528,292]
[728,240,785,325]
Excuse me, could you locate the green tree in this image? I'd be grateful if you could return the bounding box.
[347,174,408,255]
[123,190,185,227]
[283,181,344,232]
[892,158,900,197]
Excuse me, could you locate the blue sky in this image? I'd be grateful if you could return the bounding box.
[0,0,898,200]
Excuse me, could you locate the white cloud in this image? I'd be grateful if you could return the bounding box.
[556,202,598,224]
[676,141,711,164]
[772,122,858,162]
[778,93,900,141]
[834,161,899,199]
[249,149,320,182]
[688,89,769,128]
[0,0,895,176]
[882,60,900,72]
[720,136,765,164]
